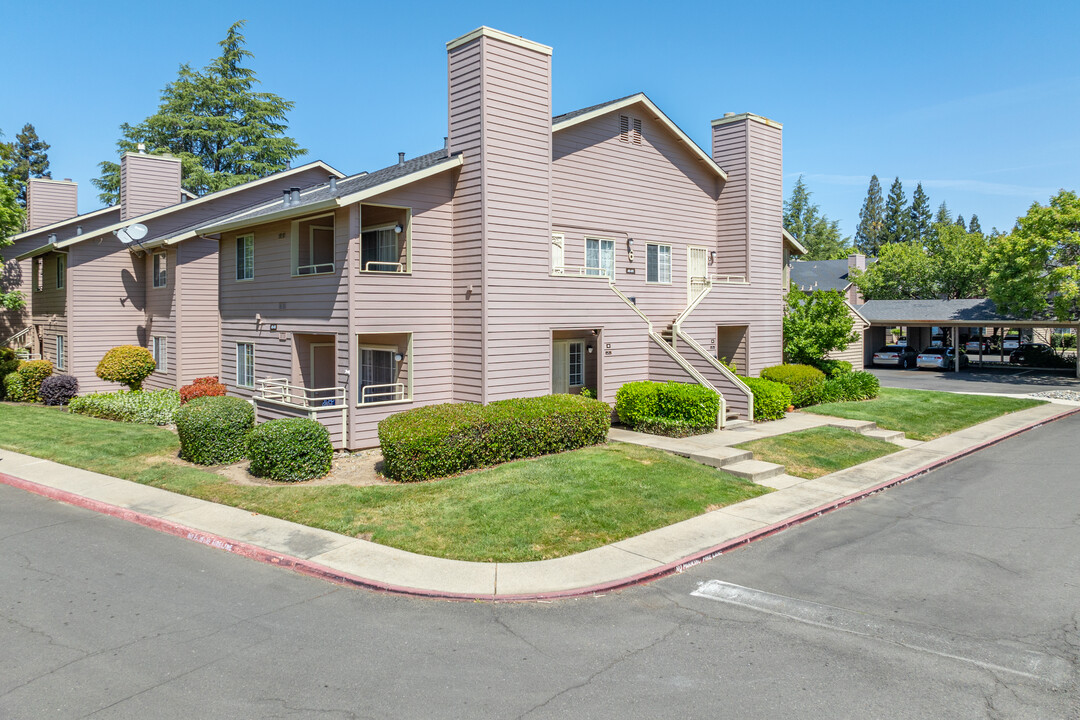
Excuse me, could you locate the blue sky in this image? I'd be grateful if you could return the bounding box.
[4,0,1078,237]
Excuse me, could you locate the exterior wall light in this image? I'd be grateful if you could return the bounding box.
[394,353,404,363]
[709,251,716,265]
[587,345,594,354]
[394,223,403,234]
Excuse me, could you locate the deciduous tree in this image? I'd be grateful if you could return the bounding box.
[927,223,989,299]
[850,241,937,300]
[783,289,859,365]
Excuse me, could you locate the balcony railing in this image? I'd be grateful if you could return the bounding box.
[296,262,335,276]
[360,382,407,404]
[257,378,346,408]
[363,260,406,273]
[551,265,611,278]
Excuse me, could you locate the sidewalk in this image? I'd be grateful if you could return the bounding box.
[2,402,1076,601]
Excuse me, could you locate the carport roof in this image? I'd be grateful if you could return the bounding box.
[855,298,1079,327]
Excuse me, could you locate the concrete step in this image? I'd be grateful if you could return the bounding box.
[723,419,752,430]
[862,428,906,443]
[826,420,878,434]
[689,447,753,469]
[723,459,786,483]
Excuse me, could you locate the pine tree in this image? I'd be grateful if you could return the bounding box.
[0,128,27,309]
[855,175,885,256]
[783,175,853,260]
[934,201,951,225]
[909,182,932,244]
[1,123,52,207]
[954,214,967,231]
[882,176,910,245]
[93,21,306,204]
[968,214,982,234]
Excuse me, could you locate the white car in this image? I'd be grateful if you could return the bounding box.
[872,345,918,368]
[917,347,969,370]
[1003,337,1021,351]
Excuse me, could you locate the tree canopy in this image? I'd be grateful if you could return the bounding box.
[783,289,859,365]
[783,176,852,260]
[850,241,936,300]
[1,124,51,207]
[985,190,1080,320]
[909,182,932,244]
[92,20,306,204]
[0,129,27,310]
[882,176,910,245]
[855,175,885,255]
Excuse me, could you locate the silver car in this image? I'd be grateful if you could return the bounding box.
[916,347,969,370]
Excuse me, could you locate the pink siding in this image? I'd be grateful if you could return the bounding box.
[143,248,177,390]
[120,153,182,220]
[30,253,68,367]
[177,237,221,384]
[712,122,749,277]
[26,179,78,231]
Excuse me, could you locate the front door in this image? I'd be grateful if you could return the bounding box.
[310,343,336,399]
[688,246,708,302]
[552,340,569,394]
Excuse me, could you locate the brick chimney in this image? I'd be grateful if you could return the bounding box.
[711,113,783,283]
[26,178,78,230]
[120,148,182,220]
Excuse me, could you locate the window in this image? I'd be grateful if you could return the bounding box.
[236,234,254,280]
[152,336,167,372]
[33,257,42,292]
[236,342,254,387]
[646,244,671,283]
[551,233,565,273]
[153,252,167,288]
[56,254,66,289]
[359,347,401,403]
[56,335,65,370]
[585,238,615,279]
[294,216,335,275]
[360,225,404,272]
[569,341,584,387]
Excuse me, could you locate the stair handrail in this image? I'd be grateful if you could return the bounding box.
[4,327,30,348]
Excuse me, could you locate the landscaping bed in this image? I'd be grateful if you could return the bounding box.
[735,427,900,479]
[0,403,768,563]
[805,387,1045,441]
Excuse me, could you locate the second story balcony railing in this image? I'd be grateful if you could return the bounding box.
[551,265,611,279]
[363,260,407,273]
[296,262,336,276]
[360,382,407,404]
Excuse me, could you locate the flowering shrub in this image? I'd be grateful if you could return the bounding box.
[96,345,156,391]
[180,375,227,405]
[68,389,180,425]
[38,374,79,405]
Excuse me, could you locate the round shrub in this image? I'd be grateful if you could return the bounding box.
[0,348,19,400]
[248,418,333,482]
[174,396,254,465]
[814,359,854,378]
[761,364,825,399]
[96,345,156,391]
[38,374,79,405]
[738,376,792,421]
[180,375,227,404]
[16,359,53,402]
[3,372,27,403]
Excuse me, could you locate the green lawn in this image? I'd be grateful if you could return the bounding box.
[0,403,769,562]
[735,426,900,479]
[805,387,1045,441]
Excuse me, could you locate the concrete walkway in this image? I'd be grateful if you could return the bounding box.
[1,402,1076,601]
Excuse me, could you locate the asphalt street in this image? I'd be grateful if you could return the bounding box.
[2,416,1078,719]
[868,365,1080,395]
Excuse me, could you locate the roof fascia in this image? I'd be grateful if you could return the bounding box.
[782,228,808,255]
[14,242,59,261]
[334,154,465,207]
[10,206,118,243]
[552,94,727,181]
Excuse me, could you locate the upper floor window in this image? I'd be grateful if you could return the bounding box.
[152,252,167,288]
[56,254,66,289]
[646,244,671,284]
[585,238,615,279]
[293,215,335,276]
[33,257,43,292]
[361,224,406,272]
[236,234,254,280]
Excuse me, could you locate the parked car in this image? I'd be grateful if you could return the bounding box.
[964,339,991,353]
[1002,336,1021,351]
[1010,343,1054,365]
[916,347,969,370]
[872,345,919,368]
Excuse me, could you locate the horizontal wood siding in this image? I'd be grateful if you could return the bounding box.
[712,122,749,277]
[254,400,346,449]
[26,179,78,230]
[144,248,177,390]
[177,237,221,384]
[744,120,784,374]
[121,153,183,220]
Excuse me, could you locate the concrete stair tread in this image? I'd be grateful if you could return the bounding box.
[862,428,906,442]
[825,419,878,434]
[723,459,786,482]
[689,447,753,468]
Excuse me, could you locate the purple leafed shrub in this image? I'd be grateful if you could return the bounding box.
[38,374,79,406]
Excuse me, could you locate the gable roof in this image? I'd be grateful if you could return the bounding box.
[10,205,119,245]
[157,150,463,243]
[855,298,1079,327]
[552,93,727,181]
[790,259,853,293]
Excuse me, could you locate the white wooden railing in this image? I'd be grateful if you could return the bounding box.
[363,261,406,273]
[296,262,335,275]
[258,378,345,407]
[360,382,407,404]
[551,265,611,278]
[4,327,30,348]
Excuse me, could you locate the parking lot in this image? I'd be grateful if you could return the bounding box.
[867,364,1080,395]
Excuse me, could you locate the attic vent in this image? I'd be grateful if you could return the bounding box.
[619,115,642,145]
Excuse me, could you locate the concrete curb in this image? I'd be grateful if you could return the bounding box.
[3,404,1078,602]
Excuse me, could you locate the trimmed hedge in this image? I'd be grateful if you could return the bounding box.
[814,359,854,378]
[247,418,334,482]
[180,375,227,405]
[614,381,719,435]
[3,372,28,403]
[379,394,611,482]
[739,376,792,421]
[16,360,53,402]
[0,348,19,400]
[96,345,156,391]
[793,370,880,406]
[761,364,825,397]
[39,374,79,405]
[69,389,181,425]
[174,396,254,465]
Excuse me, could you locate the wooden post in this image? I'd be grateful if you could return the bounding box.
[952,326,960,372]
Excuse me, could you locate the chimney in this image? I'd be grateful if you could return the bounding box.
[26,178,78,231]
[290,187,301,205]
[120,151,182,220]
[329,176,337,192]
[398,152,405,165]
[847,253,866,271]
[283,189,291,207]
[711,113,783,281]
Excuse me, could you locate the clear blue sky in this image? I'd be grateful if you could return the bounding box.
[4,0,1079,238]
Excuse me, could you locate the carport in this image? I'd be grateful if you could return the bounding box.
[856,299,1080,377]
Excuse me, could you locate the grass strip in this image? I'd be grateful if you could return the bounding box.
[735,426,899,479]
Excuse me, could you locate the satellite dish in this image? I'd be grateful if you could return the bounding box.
[116,223,149,244]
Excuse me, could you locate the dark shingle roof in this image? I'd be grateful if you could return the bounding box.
[552,93,642,124]
[790,259,853,292]
[856,299,1027,324]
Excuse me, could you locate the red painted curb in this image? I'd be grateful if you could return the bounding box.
[3,404,1078,602]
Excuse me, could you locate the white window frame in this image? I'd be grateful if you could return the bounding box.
[550,233,565,274]
[151,336,167,373]
[152,252,167,288]
[56,334,66,370]
[56,254,66,290]
[646,243,671,284]
[291,213,336,276]
[585,237,615,279]
[360,221,407,273]
[236,342,255,388]
[236,234,254,281]
[569,340,584,387]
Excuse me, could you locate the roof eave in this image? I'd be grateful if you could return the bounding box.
[782,228,808,255]
[14,242,58,261]
[334,154,465,207]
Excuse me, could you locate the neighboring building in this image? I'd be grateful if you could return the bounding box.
[790,254,870,369]
[3,27,797,449]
